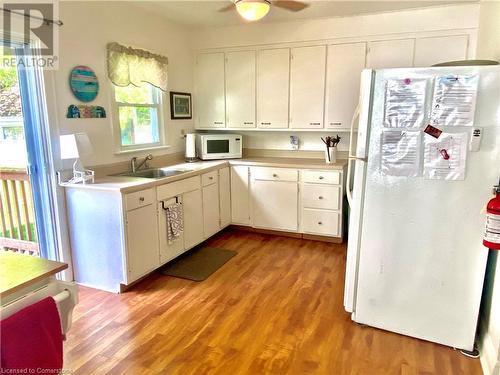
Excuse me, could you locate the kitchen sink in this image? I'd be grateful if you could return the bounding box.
[117,168,188,179]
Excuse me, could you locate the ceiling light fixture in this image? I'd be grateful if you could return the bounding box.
[235,0,271,21]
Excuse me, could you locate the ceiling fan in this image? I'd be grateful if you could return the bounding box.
[219,0,309,22]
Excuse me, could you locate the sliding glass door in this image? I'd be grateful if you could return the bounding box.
[0,43,58,260]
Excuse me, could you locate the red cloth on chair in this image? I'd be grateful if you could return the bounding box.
[1,296,63,371]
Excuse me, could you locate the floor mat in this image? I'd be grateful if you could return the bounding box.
[160,246,237,281]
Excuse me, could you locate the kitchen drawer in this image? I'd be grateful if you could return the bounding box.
[252,167,298,182]
[124,188,155,211]
[301,170,340,185]
[301,208,340,237]
[201,170,218,186]
[157,176,201,201]
[301,184,340,210]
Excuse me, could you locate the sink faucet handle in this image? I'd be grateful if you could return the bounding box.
[131,156,138,173]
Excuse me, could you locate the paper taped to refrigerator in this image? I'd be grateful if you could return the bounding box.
[381,130,421,177]
[430,75,479,127]
[423,132,468,180]
[384,78,428,128]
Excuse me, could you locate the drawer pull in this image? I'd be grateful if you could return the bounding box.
[272,174,278,178]
[318,176,324,180]
[261,122,271,125]
[318,221,323,225]
[214,121,224,125]
[330,122,342,126]
[310,122,321,126]
[318,196,324,200]
[244,122,254,125]
[139,197,145,202]
[209,176,214,180]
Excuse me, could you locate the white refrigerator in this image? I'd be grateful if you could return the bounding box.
[344,66,500,351]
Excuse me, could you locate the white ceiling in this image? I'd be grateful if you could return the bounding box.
[133,0,476,28]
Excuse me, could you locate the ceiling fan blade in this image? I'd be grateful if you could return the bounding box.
[218,4,235,12]
[272,0,309,12]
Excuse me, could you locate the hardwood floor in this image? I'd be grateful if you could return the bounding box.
[64,229,483,375]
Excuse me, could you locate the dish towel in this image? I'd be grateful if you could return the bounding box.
[165,202,184,244]
[1,297,63,372]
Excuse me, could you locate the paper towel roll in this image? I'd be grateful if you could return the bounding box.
[185,133,196,160]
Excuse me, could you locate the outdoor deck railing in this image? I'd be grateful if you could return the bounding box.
[0,169,39,255]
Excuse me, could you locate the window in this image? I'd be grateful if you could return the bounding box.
[112,83,164,151]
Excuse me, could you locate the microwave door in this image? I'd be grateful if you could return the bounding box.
[206,139,230,155]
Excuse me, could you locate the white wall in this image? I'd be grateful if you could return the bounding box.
[191,3,480,152]
[477,2,500,373]
[191,4,479,49]
[55,2,195,167]
[476,1,500,62]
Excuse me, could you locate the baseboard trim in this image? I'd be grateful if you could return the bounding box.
[230,225,343,243]
[480,323,500,375]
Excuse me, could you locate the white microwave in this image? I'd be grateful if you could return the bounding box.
[196,134,242,160]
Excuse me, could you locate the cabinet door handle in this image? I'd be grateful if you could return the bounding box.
[318,221,323,225]
[261,122,271,125]
[139,197,145,202]
[319,176,324,180]
[318,196,324,200]
[310,122,321,126]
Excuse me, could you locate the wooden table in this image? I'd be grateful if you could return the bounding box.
[0,251,68,301]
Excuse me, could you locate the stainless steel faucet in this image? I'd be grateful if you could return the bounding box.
[131,154,153,173]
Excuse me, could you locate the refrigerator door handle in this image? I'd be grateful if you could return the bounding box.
[346,158,354,208]
[348,103,360,159]
[346,103,366,207]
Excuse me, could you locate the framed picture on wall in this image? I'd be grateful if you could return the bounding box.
[169,92,192,119]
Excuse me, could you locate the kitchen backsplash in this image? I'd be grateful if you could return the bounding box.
[241,131,352,152]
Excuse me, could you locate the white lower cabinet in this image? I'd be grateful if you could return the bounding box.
[183,188,204,249]
[219,167,231,227]
[301,184,340,210]
[252,179,298,231]
[231,166,250,225]
[299,169,344,237]
[301,208,340,237]
[125,200,160,282]
[203,179,221,238]
[158,198,184,264]
[235,166,344,239]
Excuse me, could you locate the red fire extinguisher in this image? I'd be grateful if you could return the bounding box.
[484,179,500,250]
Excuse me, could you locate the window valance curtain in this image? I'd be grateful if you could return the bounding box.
[106,42,168,91]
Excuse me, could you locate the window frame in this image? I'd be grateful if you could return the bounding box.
[110,83,167,154]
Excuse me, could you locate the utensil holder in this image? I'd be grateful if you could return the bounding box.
[325,146,337,164]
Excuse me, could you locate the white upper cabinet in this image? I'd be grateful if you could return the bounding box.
[414,35,468,67]
[367,39,415,69]
[257,48,290,129]
[226,51,256,128]
[289,45,327,129]
[325,43,366,130]
[195,52,226,128]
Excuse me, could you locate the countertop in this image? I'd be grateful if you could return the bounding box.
[62,157,347,193]
[0,252,68,298]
